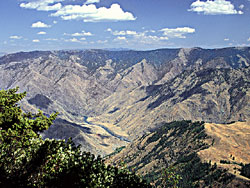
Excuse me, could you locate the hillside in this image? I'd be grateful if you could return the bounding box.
[94,67,250,139]
[0,47,249,155]
[198,122,250,178]
[107,121,250,187]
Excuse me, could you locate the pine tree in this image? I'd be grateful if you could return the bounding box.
[0,87,150,187]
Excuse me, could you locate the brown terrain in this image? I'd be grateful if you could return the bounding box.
[0,47,250,186]
[108,121,250,187]
[199,122,250,179]
[0,47,249,156]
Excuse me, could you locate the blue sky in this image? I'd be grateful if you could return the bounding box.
[1,0,250,52]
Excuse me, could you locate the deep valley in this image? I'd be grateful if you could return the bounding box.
[0,47,249,186]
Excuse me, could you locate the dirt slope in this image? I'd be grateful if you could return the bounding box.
[198,121,250,179]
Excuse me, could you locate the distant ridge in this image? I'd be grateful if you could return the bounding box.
[2,46,249,55]
[0,46,249,156]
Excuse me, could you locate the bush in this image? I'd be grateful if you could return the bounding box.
[0,87,150,187]
[240,163,250,179]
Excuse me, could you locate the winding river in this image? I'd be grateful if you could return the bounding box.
[83,116,130,142]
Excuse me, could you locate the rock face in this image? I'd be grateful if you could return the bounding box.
[0,47,249,155]
[97,67,250,140]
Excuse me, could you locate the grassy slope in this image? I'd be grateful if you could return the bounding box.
[198,122,250,179]
[107,121,250,187]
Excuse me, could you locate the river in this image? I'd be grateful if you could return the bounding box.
[83,116,130,142]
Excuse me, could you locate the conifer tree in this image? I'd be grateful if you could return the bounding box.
[0,87,150,187]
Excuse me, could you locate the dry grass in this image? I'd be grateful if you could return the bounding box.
[198,121,250,179]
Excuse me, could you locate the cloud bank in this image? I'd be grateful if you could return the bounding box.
[160,27,195,38]
[85,0,100,5]
[20,0,63,11]
[107,27,195,45]
[189,0,243,15]
[20,1,136,22]
[51,4,136,22]
[64,30,93,37]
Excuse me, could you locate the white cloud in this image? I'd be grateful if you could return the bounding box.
[31,21,51,28]
[145,30,156,33]
[72,31,93,36]
[10,35,22,39]
[116,36,126,40]
[71,33,83,36]
[97,40,108,44]
[51,3,136,22]
[159,36,169,40]
[188,0,243,15]
[53,20,58,24]
[64,38,87,43]
[108,26,194,46]
[113,31,126,35]
[114,31,169,44]
[20,0,63,11]
[37,31,46,35]
[32,39,40,42]
[106,28,112,32]
[114,36,128,43]
[20,1,135,22]
[224,38,229,41]
[107,28,137,36]
[63,30,93,39]
[126,30,137,35]
[133,34,169,44]
[85,0,100,5]
[70,38,79,42]
[160,27,195,38]
[248,37,250,42]
[238,10,243,15]
[239,4,244,9]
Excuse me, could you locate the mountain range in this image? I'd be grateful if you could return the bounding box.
[0,47,249,156]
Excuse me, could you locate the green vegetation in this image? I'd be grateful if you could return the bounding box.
[105,146,126,159]
[240,163,250,179]
[0,87,150,187]
[114,120,236,187]
[1,87,247,187]
[153,121,234,187]
[177,153,234,187]
[159,166,182,188]
[220,160,244,166]
[220,160,231,164]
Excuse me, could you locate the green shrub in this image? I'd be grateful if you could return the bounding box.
[0,87,150,187]
[240,163,250,179]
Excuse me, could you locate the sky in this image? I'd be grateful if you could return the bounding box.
[0,0,250,53]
